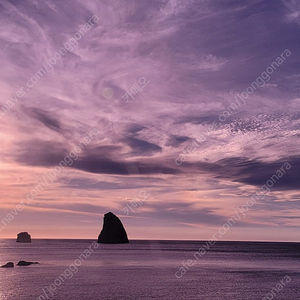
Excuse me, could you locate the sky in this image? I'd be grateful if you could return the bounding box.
[0,0,300,241]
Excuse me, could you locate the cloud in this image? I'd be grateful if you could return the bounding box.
[124,137,162,155]
[167,135,192,147]
[1,0,300,240]
[283,0,300,24]
[191,156,300,190]
[24,107,62,132]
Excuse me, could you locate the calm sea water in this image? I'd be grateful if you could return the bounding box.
[0,239,299,300]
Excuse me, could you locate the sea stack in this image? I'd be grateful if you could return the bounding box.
[16,232,31,243]
[97,212,129,244]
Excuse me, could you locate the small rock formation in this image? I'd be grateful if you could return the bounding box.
[16,232,31,243]
[97,212,129,244]
[17,261,39,266]
[1,262,14,268]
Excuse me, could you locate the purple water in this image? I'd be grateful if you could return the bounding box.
[0,240,299,299]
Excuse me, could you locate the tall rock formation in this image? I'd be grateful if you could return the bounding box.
[16,232,31,243]
[97,212,129,244]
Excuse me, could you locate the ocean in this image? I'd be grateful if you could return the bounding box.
[0,239,299,300]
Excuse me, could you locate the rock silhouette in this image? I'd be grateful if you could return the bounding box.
[16,232,31,243]
[17,261,39,266]
[1,262,14,268]
[97,212,129,244]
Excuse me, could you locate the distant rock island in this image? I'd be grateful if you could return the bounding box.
[17,261,39,266]
[1,262,14,268]
[97,212,129,244]
[16,232,31,243]
[1,261,39,268]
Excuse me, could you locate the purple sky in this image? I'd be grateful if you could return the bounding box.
[0,0,300,241]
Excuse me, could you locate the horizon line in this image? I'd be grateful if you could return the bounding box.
[1,238,299,243]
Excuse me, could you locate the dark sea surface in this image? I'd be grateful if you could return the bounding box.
[0,239,299,300]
